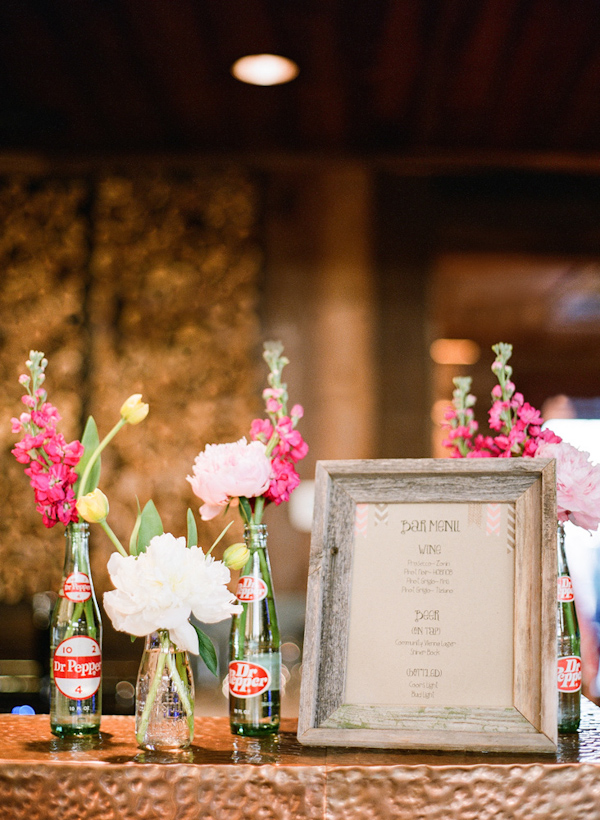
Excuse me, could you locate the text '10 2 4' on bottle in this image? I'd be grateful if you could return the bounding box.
[229,523,281,736]
[50,522,102,737]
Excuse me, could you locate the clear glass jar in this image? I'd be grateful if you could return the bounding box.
[135,629,195,750]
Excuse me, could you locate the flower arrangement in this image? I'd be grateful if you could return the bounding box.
[187,341,307,734]
[443,342,600,531]
[102,522,242,746]
[76,459,243,745]
[187,340,308,528]
[11,350,149,529]
[12,350,242,746]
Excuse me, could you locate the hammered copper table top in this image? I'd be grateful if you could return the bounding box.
[2,702,600,819]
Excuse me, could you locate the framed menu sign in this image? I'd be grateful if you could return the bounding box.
[297,458,557,753]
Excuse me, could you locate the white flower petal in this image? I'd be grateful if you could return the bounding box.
[169,621,199,654]
[103,532,240,652]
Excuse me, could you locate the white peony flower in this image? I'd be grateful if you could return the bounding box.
[103,532,242,653]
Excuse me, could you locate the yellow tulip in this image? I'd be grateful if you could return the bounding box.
[76,488,109,523]
[120,394,149,425]
[222,542,250,571]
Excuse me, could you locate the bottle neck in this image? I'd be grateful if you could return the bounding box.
[244,523,268,552]
[557,523,570,576]
[63,521,91,574]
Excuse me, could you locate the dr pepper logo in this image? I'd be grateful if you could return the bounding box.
[62,572,92,603]
[557,576,574,603]
[228,660,270,697]
[53,636,101,699]
[236,576,267,603]
[557,656,582,693]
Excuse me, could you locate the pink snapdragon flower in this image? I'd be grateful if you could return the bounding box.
[443,344,564,461]
[272,416,309,462]
[266,397,282,414]
[442,343,600,533]
[488,400,510,431]
[441,378,478,456]
[518,402,543,426]
[535,441,600,531]
[11,352,83,528]
[31,402,61,428]
[25,459,79,527]
[249,414,308,463]
[249,417,273,442]
[187,438,272,521]
[265,457,300,505]
[12,417,82,528]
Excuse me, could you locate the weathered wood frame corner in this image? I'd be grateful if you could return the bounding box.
[297,458,557,753]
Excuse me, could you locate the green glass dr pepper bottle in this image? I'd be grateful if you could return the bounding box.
[50,522,102,737]
[557,523,581,733]
[229,523,281,736]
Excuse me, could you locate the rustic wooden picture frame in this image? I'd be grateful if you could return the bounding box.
[297,458,558,753]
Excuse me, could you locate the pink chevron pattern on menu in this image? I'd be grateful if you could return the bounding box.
[354,503,368,538]
[486,503,501,536]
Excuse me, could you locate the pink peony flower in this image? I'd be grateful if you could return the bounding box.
[187,438,272,521]
[535,441,600,531]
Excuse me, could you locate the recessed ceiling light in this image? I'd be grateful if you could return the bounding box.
[430,339,481,365]
[231,54,299,86]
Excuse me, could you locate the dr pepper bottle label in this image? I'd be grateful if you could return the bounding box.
[53,635,102,699]
[557,655,582,693]
[235,576,268,603]
[557,575,575,603]
[62,572,92,603]
[228,660,271,698]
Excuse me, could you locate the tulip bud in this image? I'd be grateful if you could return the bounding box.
[222,542,250,571]
[120,394,149,425]
[76,488,109,523]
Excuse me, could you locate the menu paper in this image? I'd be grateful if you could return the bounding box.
[344,502,515,707]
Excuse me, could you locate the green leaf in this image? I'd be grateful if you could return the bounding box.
[74,416,101,497]
[136,500,164,554]
[238,496,253,525]
[193,624,218,676]
[186,508,198,548]
[207,520,233,555]
[128,498,142,556]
